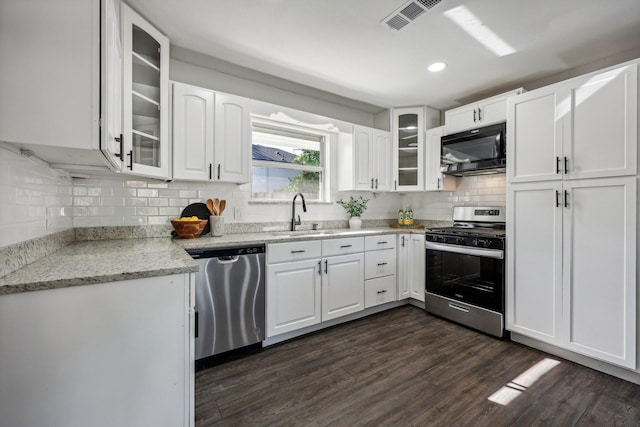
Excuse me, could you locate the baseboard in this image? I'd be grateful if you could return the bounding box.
[511,332,640,385]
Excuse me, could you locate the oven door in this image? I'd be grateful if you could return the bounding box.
[425,241,504,313]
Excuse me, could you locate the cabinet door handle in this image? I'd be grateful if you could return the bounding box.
[375,178,378,189]
[127,150,133,170]
[473,109,477,123]
[564,190,569,208]
[437,177,441,189]
[318,261,321,275]
[556,157,561,174]
[401,236,405,247]
[209,163,212,180]
[477,107,482,121]
[290,250,306,254]
[555,190,561,208]
[377,289,387,294]
[217,164,221,180]
[377,262,388,266]
[324,259,328,274]
[194,310,199,338]
[115,134,124,161]
[564,157,569,174]
[340,244,352,248]
[394,180,397,190]
[371,178,374,189]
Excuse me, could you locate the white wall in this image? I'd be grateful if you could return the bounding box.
[0,145,73,248]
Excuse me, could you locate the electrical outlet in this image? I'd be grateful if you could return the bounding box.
[234,207,242,220]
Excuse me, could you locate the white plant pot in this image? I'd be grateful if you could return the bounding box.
[348,217,362,229]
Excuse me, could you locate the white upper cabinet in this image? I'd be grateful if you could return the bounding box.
[392,107,425,191]
[445,89,523,134]
[0,0,114,169]
[424,126,457,192]
[172,82,251,183]
[172,82,215,181]
[338,125,392,192]
[508,63,637,183]
[101,0,124,170]
[122,3,170,179]
[392,106,440,192]
[214,93,252,183]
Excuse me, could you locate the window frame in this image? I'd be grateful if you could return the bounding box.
[250,116,331,203]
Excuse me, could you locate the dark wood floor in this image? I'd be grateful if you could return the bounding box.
[195,306,640,427]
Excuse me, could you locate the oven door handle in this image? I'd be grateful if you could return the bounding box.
[425,241,504,259]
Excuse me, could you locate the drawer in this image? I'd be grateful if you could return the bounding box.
[267,240,322,264]
[322,237,364,257]
[365,234,396,251]
[365,275,397,308]
[365,248,396,279]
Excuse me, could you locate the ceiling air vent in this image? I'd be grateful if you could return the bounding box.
[380,0,444,31]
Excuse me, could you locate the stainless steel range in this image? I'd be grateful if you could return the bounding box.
[425,206,506,338]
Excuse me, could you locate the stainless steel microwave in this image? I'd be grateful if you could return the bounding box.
[441,122,506,176]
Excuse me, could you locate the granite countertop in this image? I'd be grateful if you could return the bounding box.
[0,226,426,296]
[0,238,198,296]
[173,227,408,250]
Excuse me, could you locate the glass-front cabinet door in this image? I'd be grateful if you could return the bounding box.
[392,107,424,191]
[122,4,170,179]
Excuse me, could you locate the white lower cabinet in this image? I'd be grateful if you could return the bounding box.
[266,237,365,337]
[266,258,322,337]
[398,233,426,302]
[322,253,365,320]
[508,176,637,369]
[0,274,194,427]
[364,235,397,308]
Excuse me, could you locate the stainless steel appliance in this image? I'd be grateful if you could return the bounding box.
[188,245,266,362]
[441,122,506,176]
[425,206,506,337]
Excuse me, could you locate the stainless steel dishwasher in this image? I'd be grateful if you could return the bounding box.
[188,245,265,361]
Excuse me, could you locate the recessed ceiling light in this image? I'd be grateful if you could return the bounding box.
[428,62,447,72]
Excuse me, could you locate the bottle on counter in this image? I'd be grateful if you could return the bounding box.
[398,206,405,226]
[406,205,414,226]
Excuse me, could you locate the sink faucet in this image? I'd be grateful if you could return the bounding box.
[291,192,307,231]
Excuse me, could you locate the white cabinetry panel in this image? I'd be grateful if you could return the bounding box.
[507,181,563,343]
[323,253,365,321]
[562,177,636,368]
[266,258,322,337]
[172,82,214,181]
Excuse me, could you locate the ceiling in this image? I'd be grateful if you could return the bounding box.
[126,0,640,112]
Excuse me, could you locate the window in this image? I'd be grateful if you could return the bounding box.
[251,121,326,201]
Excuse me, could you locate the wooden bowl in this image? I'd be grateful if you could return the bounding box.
[171,219,208,239]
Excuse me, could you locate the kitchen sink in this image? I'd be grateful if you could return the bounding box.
[271,230,337,237]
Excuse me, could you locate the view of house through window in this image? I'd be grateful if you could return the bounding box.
[252,122,325,201]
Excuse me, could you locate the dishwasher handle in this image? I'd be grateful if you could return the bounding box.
[216,255,239,264]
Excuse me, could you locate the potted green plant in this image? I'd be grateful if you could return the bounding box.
[336,196,369,229]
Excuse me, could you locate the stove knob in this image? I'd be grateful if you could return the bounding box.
[472,239,478,246]
[439,236,447,243]
[479,239,491,248]
[456,237,464,245]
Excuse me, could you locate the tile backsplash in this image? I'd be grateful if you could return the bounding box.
[70,174,506,227]
[0,147,73,248]
[1,144,505,248]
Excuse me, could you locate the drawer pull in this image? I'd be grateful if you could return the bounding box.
[290,250,306,253]
[448,303,469,313]
[340,245,353,248]
[377,241,388,245]
[377,262,388,266]
[377,290,387,294]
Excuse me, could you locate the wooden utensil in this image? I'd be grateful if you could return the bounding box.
[213,198,220,216]
[206,199,215,216]
[218,200,226,216]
